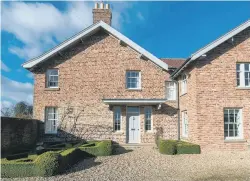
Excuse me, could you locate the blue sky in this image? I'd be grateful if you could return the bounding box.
[1,1,250,107]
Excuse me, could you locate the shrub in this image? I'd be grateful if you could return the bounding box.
[1,162,38,178]
[59,148,83,172]
[176,141,201,154]
[35,151,61,177]
[1,140,113,178]
[79,140,112,157]
[158,139,177,155]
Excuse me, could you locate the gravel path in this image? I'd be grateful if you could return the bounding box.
[3,147,250,181]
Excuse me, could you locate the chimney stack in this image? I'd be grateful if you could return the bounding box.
[93,2,112,25]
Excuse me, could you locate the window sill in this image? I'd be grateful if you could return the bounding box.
[181,136,188,140]
[44,88,60,91]
[224,139,246,143]
[126,88,142,91]
[236,87,250,90]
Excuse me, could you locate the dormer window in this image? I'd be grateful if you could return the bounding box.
[46,69,59,88]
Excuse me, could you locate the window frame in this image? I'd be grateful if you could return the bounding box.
[126,71,141,90]
[181,74,187,95]
[144,106,153,132]
[165,81,177,100]
[113,106,122,132]
[182,111,188,137]
[224,108,243,140]
[46,69,59,88]
[237,63,250,87]
[45,107,58,134]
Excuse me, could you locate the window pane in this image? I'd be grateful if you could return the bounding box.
[224,111,228,123]
[50,69,58,75]
[229,110,234,123]
[244,64,249,71]
[224,124,228,133]
[114,107,121,131]
[236,64,240,71]
[145,107,152,131]
[229,131,234,137]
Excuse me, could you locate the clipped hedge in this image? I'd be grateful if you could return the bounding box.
[1,161,38,178]
[1,140,113,178]
[59,148,83,172]
[158,139,177,155]
[1,155,38,178]
[79,140,112,157]
[158,139,201,155]
[35,152,61,177]
[176,141,200,154]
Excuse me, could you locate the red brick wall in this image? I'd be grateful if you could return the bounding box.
[179,27,250,151]
[32,31,178,143]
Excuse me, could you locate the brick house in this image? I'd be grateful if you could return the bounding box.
[171,20,250,151]
[22,3,182,145]
[22,3,249,151]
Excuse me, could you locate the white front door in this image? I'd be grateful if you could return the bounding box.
[127,107,140,143]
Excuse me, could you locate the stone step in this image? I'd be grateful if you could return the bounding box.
[113,143,155,150]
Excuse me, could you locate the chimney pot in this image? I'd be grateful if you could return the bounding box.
[92,2,112,25]
[100,2,104,9]
[94,3,98,9]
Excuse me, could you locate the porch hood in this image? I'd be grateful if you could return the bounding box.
[102,99,167,105]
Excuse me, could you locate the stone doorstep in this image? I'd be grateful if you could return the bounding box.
[113,143,155,150]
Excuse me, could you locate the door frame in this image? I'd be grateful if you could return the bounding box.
[126,106,141,144]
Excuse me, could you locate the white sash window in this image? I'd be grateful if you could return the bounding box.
[144,107,152,131]
[181,74,187,94]
[182,111,188,137]
[237,63,250,87]
[224,109,242,139]
[114,107,121,131]
[166,81,176,100]
[126,71,141,89]
[46,69,59,88]
[45,107,58,134]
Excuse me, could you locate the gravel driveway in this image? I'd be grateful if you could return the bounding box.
[3,146,250,181]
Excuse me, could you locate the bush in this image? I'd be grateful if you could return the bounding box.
[35,151,61,177]
[79,140,112,157]
[176,141,200,154]
[1,162,38,178]
[158,139,177,155]
[59,148,83,172]
[1,140,113,178]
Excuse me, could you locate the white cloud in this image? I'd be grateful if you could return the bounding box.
[26,72,34,79]
[1,60,11,72]
[2,2,93,60]
[2,2,135,60]
[137,12,144,21]
[1,76,33,104]
[1,100,13,108]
